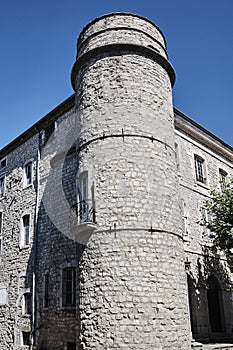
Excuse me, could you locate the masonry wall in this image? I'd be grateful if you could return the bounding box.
[175,121,233,342]
[0,135,39,349]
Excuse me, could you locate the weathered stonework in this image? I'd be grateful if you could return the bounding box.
[0,12,232,350]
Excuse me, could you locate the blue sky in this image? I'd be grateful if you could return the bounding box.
[0,0,233,149]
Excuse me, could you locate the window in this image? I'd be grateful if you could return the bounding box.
[43,121,57,145]
[0,212,2,233]
[0,157,7,169]
[23,293,32,315]
[44,273,49,308]
[62,267,76,307]
[0,212,2,255]
[78,172,88,222]
[24,161,32,187]
[194,155,206,184]
[0,176,5,197]
[174,142,180,171]
[182,201,188,237]
[21,215,30,247]
[22,331,30,346]
[219,169,227,191]
[0,286,7,306]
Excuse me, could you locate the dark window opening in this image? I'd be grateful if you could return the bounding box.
[207,276,223,333]
[44,273,49,308]
[67,342,76,350]
[194,155,206,183]
[25,162,32,186]
[62,267,76,307]
[22,215,30,246]
[0,158,6,169]
[24,293,32,315]
[22,331,30,345]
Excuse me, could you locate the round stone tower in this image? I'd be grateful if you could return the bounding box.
[71,13,191,349]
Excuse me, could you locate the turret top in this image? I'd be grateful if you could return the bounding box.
[71,13,175,89]
[76,13,168,61]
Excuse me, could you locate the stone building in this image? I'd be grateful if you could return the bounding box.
[0,12,233,350]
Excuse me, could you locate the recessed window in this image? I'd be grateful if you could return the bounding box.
[219,169,227,191]
[21,215,30,247]
[194,155,206,184]
[43,121,57,145]
[0,157,7,169]
[78,172,88,222]
[23,293,32,315]
[22,331,30,346]
[24,161,33,187]
[62,267,76,307]
[0,176,5,197]
[174,142,180,171]
[44,273,49,308]
[0,212,2,234]
[0,212,2,255]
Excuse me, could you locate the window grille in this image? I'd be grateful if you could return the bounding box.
[62,267,76,307]
[194,155,206,183]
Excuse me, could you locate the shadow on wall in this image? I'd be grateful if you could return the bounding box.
[187,247,233,344]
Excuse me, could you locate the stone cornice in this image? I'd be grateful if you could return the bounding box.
[0,95,75,159]
[174,108,233,163]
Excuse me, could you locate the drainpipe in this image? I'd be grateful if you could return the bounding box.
[31,133,41,349]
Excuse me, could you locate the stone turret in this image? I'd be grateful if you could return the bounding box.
[71,13,191,349]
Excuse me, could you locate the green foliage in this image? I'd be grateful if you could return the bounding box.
[202,179,233,257]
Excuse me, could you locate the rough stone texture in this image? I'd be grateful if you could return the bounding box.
[0,12,233,350]
[73,13,191,350]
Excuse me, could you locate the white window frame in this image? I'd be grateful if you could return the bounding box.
[20,214,31,248]
[194,154,207,184]
[21,331,31,347]
[23,160,33,188]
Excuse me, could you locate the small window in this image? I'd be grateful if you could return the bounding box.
[194,155,206,184]
[0,176,5,197]
[0,213,2,255]
[22,331,30,346]
[78,172,88,222]
[219,169,227,191]
[44,273,49,308]
[174,142,180,171]
[24,162,33,187]
[0,212,2,234]
[21,215,30,247]
[0,286,7,306]
[62,267,76,307]
[0,157,7,169]
[43,121,57,145]
[23,293,32,315]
